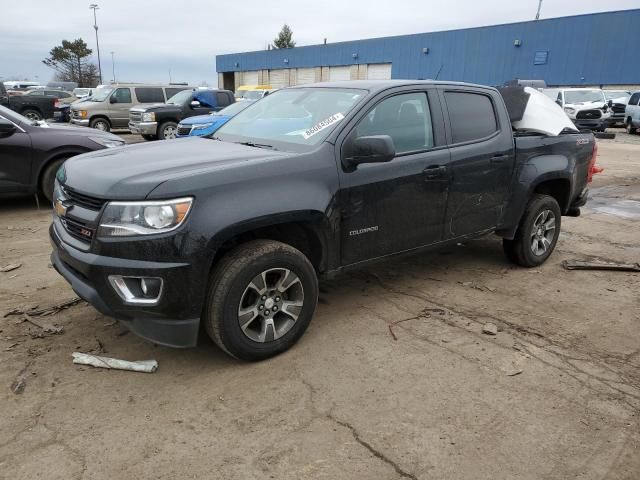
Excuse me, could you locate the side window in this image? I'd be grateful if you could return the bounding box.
[134,88,164,103]
[444,91,498,144]
[216,92,230,107]
[629,93,640,106]
[111,88,132,104]
[354,92,434,154]
[28,91,43,96]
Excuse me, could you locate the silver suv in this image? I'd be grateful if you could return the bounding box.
[70,84,191,132]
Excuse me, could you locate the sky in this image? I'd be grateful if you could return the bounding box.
[1,0,638,86]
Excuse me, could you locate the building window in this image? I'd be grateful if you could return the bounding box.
[534,51,549,65]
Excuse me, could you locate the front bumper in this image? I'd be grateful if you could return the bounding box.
[49,223,200,348]
[129,121,157,135]
[71,118,89,126]
[572,118,607,131]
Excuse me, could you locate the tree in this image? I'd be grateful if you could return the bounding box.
[43,39,100,87]
[273,24,295,49]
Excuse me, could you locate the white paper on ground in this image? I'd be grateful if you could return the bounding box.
[512,87,578,136]
[72,352,158,373]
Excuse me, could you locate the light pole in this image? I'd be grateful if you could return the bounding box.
[89,4,103,85]
[110,51,116,83]
[535,0,543,20]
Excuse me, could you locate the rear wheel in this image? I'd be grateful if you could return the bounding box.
[503,194,561,267]
[158,121,178,140]
[203,240,318,361]
[89,117,111,132]
[22,109,42,121]
[40,158,66,203]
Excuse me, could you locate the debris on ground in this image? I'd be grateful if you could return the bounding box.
[10,377,26,394]
[72,352,158,373]
[0,263,22,272]
[482,323,498,335]
[22,315,64,335]
[562,260,640,272]
[459,281,497,292]
[4,297,82,318]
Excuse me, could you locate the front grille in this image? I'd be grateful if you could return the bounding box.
[612,103,626,114]
[129,111,142,123]
[177,126,191,136]
[576,109,602,120]
[60,216,95,242]
[62,185,106,211]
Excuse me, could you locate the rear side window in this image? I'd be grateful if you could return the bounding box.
[111,88,132,104]
[166,87,189,98]
[135,88,164,103]
[445,91,498,144]
[216,92,231,107]
[629,93,640,106]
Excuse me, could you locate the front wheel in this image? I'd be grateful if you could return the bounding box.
[627,119,637,135]
[40,158,66,202]
[89,117,111,132]
[203,240,319,361]
[503,194,561,267]
[158,121,178,140]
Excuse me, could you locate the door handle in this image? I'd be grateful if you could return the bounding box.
[490,154,509,164]
[423,165,447,180]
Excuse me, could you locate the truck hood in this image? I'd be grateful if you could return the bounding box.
[131,103,179,112]
[61,137,291,199]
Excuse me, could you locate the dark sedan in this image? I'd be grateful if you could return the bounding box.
[0,104,125,202]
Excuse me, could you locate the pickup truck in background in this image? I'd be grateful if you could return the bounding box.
[50,80,598,361]
[129,89,235,140]
[0,82,57,121]
[542,87,611,131]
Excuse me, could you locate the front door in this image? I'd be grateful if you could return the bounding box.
[338,90,450,265]
[0,116,32,193]
[108,87,133,127]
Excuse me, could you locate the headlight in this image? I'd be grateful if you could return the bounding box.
[142,112,155,122]
[564,107,576,115]
[89,136,125,148]
[97,197,193,237]
[191,122,214,131]
[78,110,88,118]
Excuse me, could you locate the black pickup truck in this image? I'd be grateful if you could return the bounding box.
[129,88,235,140]
[0,83,56,121]
[50,81,597,361]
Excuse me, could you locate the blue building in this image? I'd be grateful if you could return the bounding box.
[216,9,640,90]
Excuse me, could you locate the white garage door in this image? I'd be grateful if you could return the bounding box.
[329,66,351,81]
[269,69,290,88]
[367,63,392,80]
[296,68,316,85]
[240,70,259,86]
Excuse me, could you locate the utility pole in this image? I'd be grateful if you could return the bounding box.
[110,51,116,83]
[89,4,103,84]
[535,0,543,20]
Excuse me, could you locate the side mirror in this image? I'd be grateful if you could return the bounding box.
[109,96,117,104]
[345,135,396,169]
[0,118,17,138]
[607,99,613,107]
[190,100,201,108]
[555,99,562,107]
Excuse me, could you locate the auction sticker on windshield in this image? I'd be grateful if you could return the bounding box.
[302,113,345,140]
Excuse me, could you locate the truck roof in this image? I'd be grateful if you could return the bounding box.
[288,79,495,92]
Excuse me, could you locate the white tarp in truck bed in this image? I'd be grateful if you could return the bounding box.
[498,86,578,136]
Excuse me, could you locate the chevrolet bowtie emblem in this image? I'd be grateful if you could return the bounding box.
[55,199,72,217]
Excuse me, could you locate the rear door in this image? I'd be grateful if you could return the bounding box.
[440,87,515,238]
[108,87,133,127]
[337,87,450,265]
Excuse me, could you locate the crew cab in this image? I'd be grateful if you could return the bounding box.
[129,89,235,140]
[50,80,598,361]
[2,86,57,121]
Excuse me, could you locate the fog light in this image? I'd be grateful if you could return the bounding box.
[108,275,163,305]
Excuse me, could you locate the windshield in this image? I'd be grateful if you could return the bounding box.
[91,87,113,102]
[216,101,253,117]
[604,90,630,101]
[564,90,605,104]
[215,87,366,150]
[167,89,193,105]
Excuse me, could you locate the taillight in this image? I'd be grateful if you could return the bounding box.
[587,141,602,183]
[54,99,60,108]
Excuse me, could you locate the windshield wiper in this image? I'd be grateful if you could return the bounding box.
[235,141,275,150]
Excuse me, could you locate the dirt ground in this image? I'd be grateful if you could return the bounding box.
[1,131,639,480]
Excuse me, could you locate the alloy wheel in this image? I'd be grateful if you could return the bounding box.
[163,125,177,139]
[530,209,556,256]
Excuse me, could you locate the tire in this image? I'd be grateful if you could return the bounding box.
[502,194,561,268]
[89,117,111,132]
[626,119,637,135]
[142,134,157,141]
[203,240,319,361]
[40,158,66,203]
[22,109,42,121]
[158,121,178,140]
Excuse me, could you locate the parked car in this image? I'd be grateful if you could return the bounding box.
[0,82,8,108]
[3,81,41,91]
[50,80,599,361]
[542,88,611,131]
[235,85,273,101]
[604,90,632,127]
[70,84,192,132]
[176,100,254,138]
[129,88,235,140]
[0,104,124,201]
[23,89,74,100]
[72,88,94,99]
[625,91,640,134]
